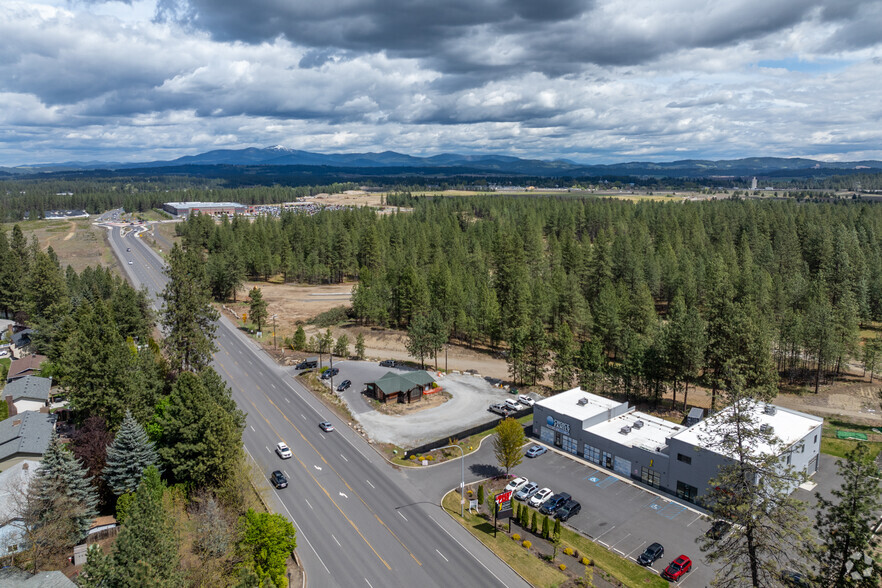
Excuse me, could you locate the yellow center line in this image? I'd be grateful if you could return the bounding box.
[217,362,393,571]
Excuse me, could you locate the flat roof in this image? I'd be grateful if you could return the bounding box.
[164,201,245,208]
[535,387,623,422]
[587,410,685,453]
[671,400,823,458]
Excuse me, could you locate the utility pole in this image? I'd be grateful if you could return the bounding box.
[272,315,277,349]
[434,444,465,518]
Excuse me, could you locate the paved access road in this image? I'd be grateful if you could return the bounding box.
[107,226,529,588]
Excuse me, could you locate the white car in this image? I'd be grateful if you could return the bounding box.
[528,487,553,508]
[518,394,535,406]
[504,398,521,411]
[275,442,292,459]
[504,476,529,494]
[128,260,133,265]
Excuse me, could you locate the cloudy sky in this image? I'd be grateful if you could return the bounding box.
[2,0,881,166]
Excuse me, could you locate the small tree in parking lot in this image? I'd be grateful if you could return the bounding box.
[493,417,525,475]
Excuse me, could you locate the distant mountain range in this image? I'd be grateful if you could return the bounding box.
[4,147,882,179]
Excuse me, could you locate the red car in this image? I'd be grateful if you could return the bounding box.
[662,555,692,581]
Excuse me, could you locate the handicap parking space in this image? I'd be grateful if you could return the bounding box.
[514,446,716,586]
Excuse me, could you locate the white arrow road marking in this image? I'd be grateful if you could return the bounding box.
[314,465,322,471]
[339,492,348,499]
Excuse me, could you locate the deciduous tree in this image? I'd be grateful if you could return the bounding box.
[493,417,525,475]
[237,509,297,588]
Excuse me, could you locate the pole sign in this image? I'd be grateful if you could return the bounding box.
[495,491,513,520]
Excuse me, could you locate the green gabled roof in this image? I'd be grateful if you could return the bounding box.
[373,370,435,394]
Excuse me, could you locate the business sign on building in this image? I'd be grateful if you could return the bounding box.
[546,415,570,434]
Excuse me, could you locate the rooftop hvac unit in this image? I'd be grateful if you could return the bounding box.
[763,405,777,416]
[577,398,589,406]
[619,426,631,435]
[760,424,774,435]
[633,420,644,429]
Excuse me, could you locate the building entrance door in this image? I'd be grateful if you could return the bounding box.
[554,431,563,448]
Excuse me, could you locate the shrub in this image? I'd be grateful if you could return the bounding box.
[559,564,567,571]
[522,540,531,549]
[563,547,574,556]
[581,557,592,566]
[530,510,538,533]
[477,485,485,506]
[409,455,417,461]
[426,455,434,461]
[309,306,350,327]
[512,533,521,541]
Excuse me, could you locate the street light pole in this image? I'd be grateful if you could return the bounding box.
[272,314,277,349]
[435,444,465,518]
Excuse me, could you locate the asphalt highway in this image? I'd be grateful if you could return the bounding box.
[106,225,529,588]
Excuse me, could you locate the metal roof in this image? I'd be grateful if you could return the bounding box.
[372,370,435,394]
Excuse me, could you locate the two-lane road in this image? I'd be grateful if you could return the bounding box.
[105,225,528,588]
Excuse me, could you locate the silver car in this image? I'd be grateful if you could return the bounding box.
[515,482,539,501]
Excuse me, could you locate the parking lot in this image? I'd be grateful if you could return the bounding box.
[292,359,521,446]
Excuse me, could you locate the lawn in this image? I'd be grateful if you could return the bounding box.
[442,490,668,588]
[820,437,882,460]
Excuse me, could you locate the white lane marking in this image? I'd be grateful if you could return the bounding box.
[366,480,375,489]
[598,541,609,547]
[436,549,449,562]
[340,454,349,462]
[627,542,647,557]
[243,447,329,574]
[305,499,313,510]
[283,471,290,477]
[365,579,373,588]
[265,446,270,453]
[332,535,341,547]
[248,360,253,365]
[271,383,277,389]
[596,525,616,540]
[320,433,326,439]
[300,413,307,420]
[250,425,255,432]
[687,514,702,527]
[285,397,290,403]
[339,492,348,499]
[398,511,407,522]
[610,533,631,548]
[614,548,625,555]
[428,514,509,588]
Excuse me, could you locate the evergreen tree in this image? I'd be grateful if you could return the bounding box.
[355,332,366,360]
[292,325,307,351]
[541,515,550,540]
[406,312,434,369]
[333,334,350,359]
[530,509,537,534]
[158,369,245,488]
[523,318,549,386]
[25,250,71,356]
[104,410,160,496]
[248,286,269,332]
[33,431,99,543]
[551,321,577,390]
[108,466,182,587]
[477,484,485,509]
[161,244,218,373]
[813,443,882,587]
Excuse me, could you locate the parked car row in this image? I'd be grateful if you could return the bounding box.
[488,395,534,416]
[506,477,582,522]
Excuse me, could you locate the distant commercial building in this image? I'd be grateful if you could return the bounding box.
[533,387,822,504]
[162,201,247,216]
[44,209,89,219]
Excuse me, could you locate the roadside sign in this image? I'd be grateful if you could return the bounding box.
[495,491,513,520]
[495,491,513,505]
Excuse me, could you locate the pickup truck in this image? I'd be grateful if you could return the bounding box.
[489,403,516,417]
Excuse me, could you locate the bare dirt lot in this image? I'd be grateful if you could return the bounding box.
[4,219,117,273]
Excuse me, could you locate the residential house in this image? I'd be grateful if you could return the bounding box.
[4,376,52,417]
[0,411,55,470]
[6,355,47,383]
[0,460,38,555]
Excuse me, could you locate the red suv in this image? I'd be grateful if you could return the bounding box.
[662,555,692,581]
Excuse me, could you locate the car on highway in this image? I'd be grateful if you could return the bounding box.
[320,367,339,380]
[706,520,732,540]
[126,247,131,252]
[517,394,535,406]
[504,477,529,494]
[295,359,317,370]
[539,492,571,515]
[636,542,664,566]
[270,470,288,489]
[555,499,581,521]
[379,359,397,367]
[661,555,692,581]
[319,421,334,432]
[528,487,553,508]
[337,379,351,392]
[514,482,539,501]
[128,260,133,265]
[275,442,292,459]
[525,445,547,458]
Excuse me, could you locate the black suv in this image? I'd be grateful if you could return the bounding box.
[270,470,288,489]
[637,542,664,566]
[337,379,351,392]
[295,360,317,370]
[555,500,581,521]
[321,367,339,380]
[539,492,571,515]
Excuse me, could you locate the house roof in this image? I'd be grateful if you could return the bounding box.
[11,328,33,347]
[0,568,76,587]
[7,355,47,381]
[0,460,39,525]
[0,412,55,462]
[3,376,51,403]
[372,370,435,395]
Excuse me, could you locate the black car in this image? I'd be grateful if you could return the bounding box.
[539,492,571,515]
[555,500,581,521]
[321,367,339,380]
[270,470,288,489]
[706,520,732,540]
[637,542,665,566]
[337,379,351,392]
[379,359,397,367]
[295,360,317,370]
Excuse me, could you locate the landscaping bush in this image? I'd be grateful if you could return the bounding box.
[522,540,531,549]
[563,547,574,556]
[581,557,592,566]
[559,564,567,571]
[512,533,521,541]
[409,455,416,460]
[541,515,550,539]
[530,510,538,533]
[477,485,484,506]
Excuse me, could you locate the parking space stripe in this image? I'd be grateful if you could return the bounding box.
[596,475,618,489]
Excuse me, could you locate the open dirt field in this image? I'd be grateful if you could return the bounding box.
[3,219,116,273]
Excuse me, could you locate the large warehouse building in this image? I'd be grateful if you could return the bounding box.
[162,201,247,216]
[533,387,822,504]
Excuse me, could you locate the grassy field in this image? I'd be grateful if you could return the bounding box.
[441,491,668,588]
[820,436,882,460]
[2,218,116,273]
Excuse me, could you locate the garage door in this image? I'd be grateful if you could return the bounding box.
[613,456,631,477]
